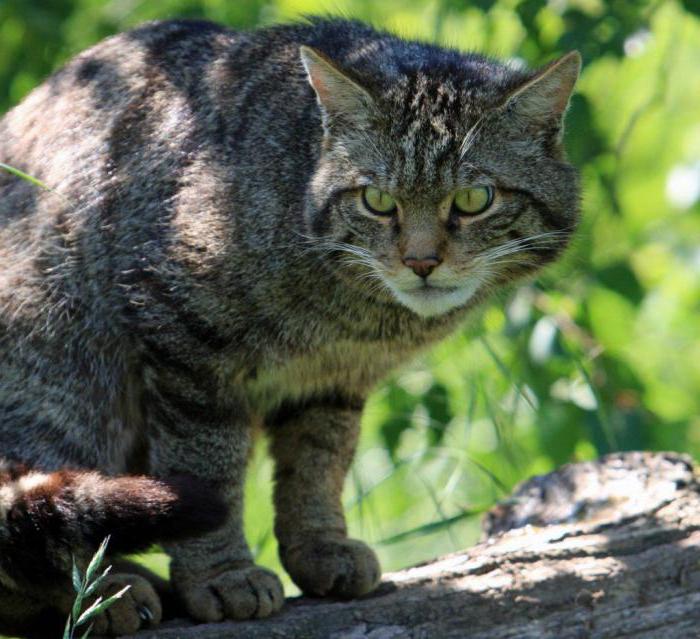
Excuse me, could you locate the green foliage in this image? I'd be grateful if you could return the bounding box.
[2,0,699,596]
[64,537,129,639]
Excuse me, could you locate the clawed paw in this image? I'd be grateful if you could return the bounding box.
[281,536,381,598]
[88,573,162,637]
[174,565,285,623]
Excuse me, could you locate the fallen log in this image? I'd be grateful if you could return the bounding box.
[132,452,700,638]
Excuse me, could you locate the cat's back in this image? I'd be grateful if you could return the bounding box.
[0,18,356,225]
[0,20,237,208]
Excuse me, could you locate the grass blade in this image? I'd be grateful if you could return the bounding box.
[83,565,112,598]
[417,472,460,550]
[377,507,488,546]
[480,336,536,411]
[0,162,52,191]
[85,536,110,584]
[71,559,83,594]
[63,614,73,639]
[79,624,94,639]
[76,586,130,627]
[71,591,85,631]
[575,358,619,451]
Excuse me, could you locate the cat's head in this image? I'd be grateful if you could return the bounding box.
[301,42,581,318]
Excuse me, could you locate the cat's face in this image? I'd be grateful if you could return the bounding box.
[302,47,581,318]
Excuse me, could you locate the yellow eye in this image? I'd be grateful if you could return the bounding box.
[453,186,494,215]
[362,186,397,216]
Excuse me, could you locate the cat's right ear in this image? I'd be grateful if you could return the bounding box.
[299,46,375,129]
[504,51,581,129]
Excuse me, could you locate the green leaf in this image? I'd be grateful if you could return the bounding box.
[75,596,102,628]
[515,0,547,33]
[564,94,606,168]
[76,586,130,627]
[680,0,700,17]
[379,385,418,460]
[71,592,85,632]
[84,565,112,598]
[586,287,636,354]
[63,613,73,639]
[596,262,644,305]
[85,536,110,584]
[424,382,451,447]
[71,559,83,594]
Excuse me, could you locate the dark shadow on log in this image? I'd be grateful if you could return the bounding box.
[130,452,700,639]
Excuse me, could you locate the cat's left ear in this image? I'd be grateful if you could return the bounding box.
[300,46,375,130]
[505,51,581,127]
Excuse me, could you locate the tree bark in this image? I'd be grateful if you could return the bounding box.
[131,452,700,638]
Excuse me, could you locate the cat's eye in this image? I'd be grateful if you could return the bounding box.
[362,186,397,216]
[452,186,494,216]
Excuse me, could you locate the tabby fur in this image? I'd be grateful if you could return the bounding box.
[0,17,580,635]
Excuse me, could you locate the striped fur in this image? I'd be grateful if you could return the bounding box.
[0,463,226,586]
[0,17,580,634]
[0,462,225,635]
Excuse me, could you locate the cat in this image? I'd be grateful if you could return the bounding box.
[0,16,580,636]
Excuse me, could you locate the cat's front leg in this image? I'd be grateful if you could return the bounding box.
[148,387,284,622]
[267,399,381,598]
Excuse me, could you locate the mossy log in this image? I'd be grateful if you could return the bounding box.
[131,452,700,639]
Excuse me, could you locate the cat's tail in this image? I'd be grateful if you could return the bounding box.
[0,461,227,584]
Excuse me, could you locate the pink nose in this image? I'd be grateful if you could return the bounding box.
[402,255,442,278]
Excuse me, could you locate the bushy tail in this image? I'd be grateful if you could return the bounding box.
[0,461,227,585]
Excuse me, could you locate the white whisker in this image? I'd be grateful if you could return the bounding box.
[459,117,486,160]
[474,230,568,265]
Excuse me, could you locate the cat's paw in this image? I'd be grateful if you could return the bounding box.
[281,537,381,598]
[88,573,162,636]
[174,565,285,622]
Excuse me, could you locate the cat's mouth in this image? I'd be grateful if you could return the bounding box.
[409,283,460,295]
[384,278,484,318]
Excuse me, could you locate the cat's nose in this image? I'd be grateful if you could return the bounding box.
[402,255,442,278]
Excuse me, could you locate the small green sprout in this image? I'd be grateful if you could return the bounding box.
[63,537,130,639]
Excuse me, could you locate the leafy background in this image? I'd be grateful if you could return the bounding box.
[1,0,700,602]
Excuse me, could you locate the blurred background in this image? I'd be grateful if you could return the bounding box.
[1,0,699,595]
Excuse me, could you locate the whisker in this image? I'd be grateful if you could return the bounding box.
[459,117,486,160]
[475,230,569,262]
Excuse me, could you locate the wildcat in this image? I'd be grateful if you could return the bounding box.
[0,16,580,636]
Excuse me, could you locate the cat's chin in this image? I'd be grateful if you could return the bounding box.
[385,279,483,318]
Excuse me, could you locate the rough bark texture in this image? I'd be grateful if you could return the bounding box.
[130,452,700,638]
